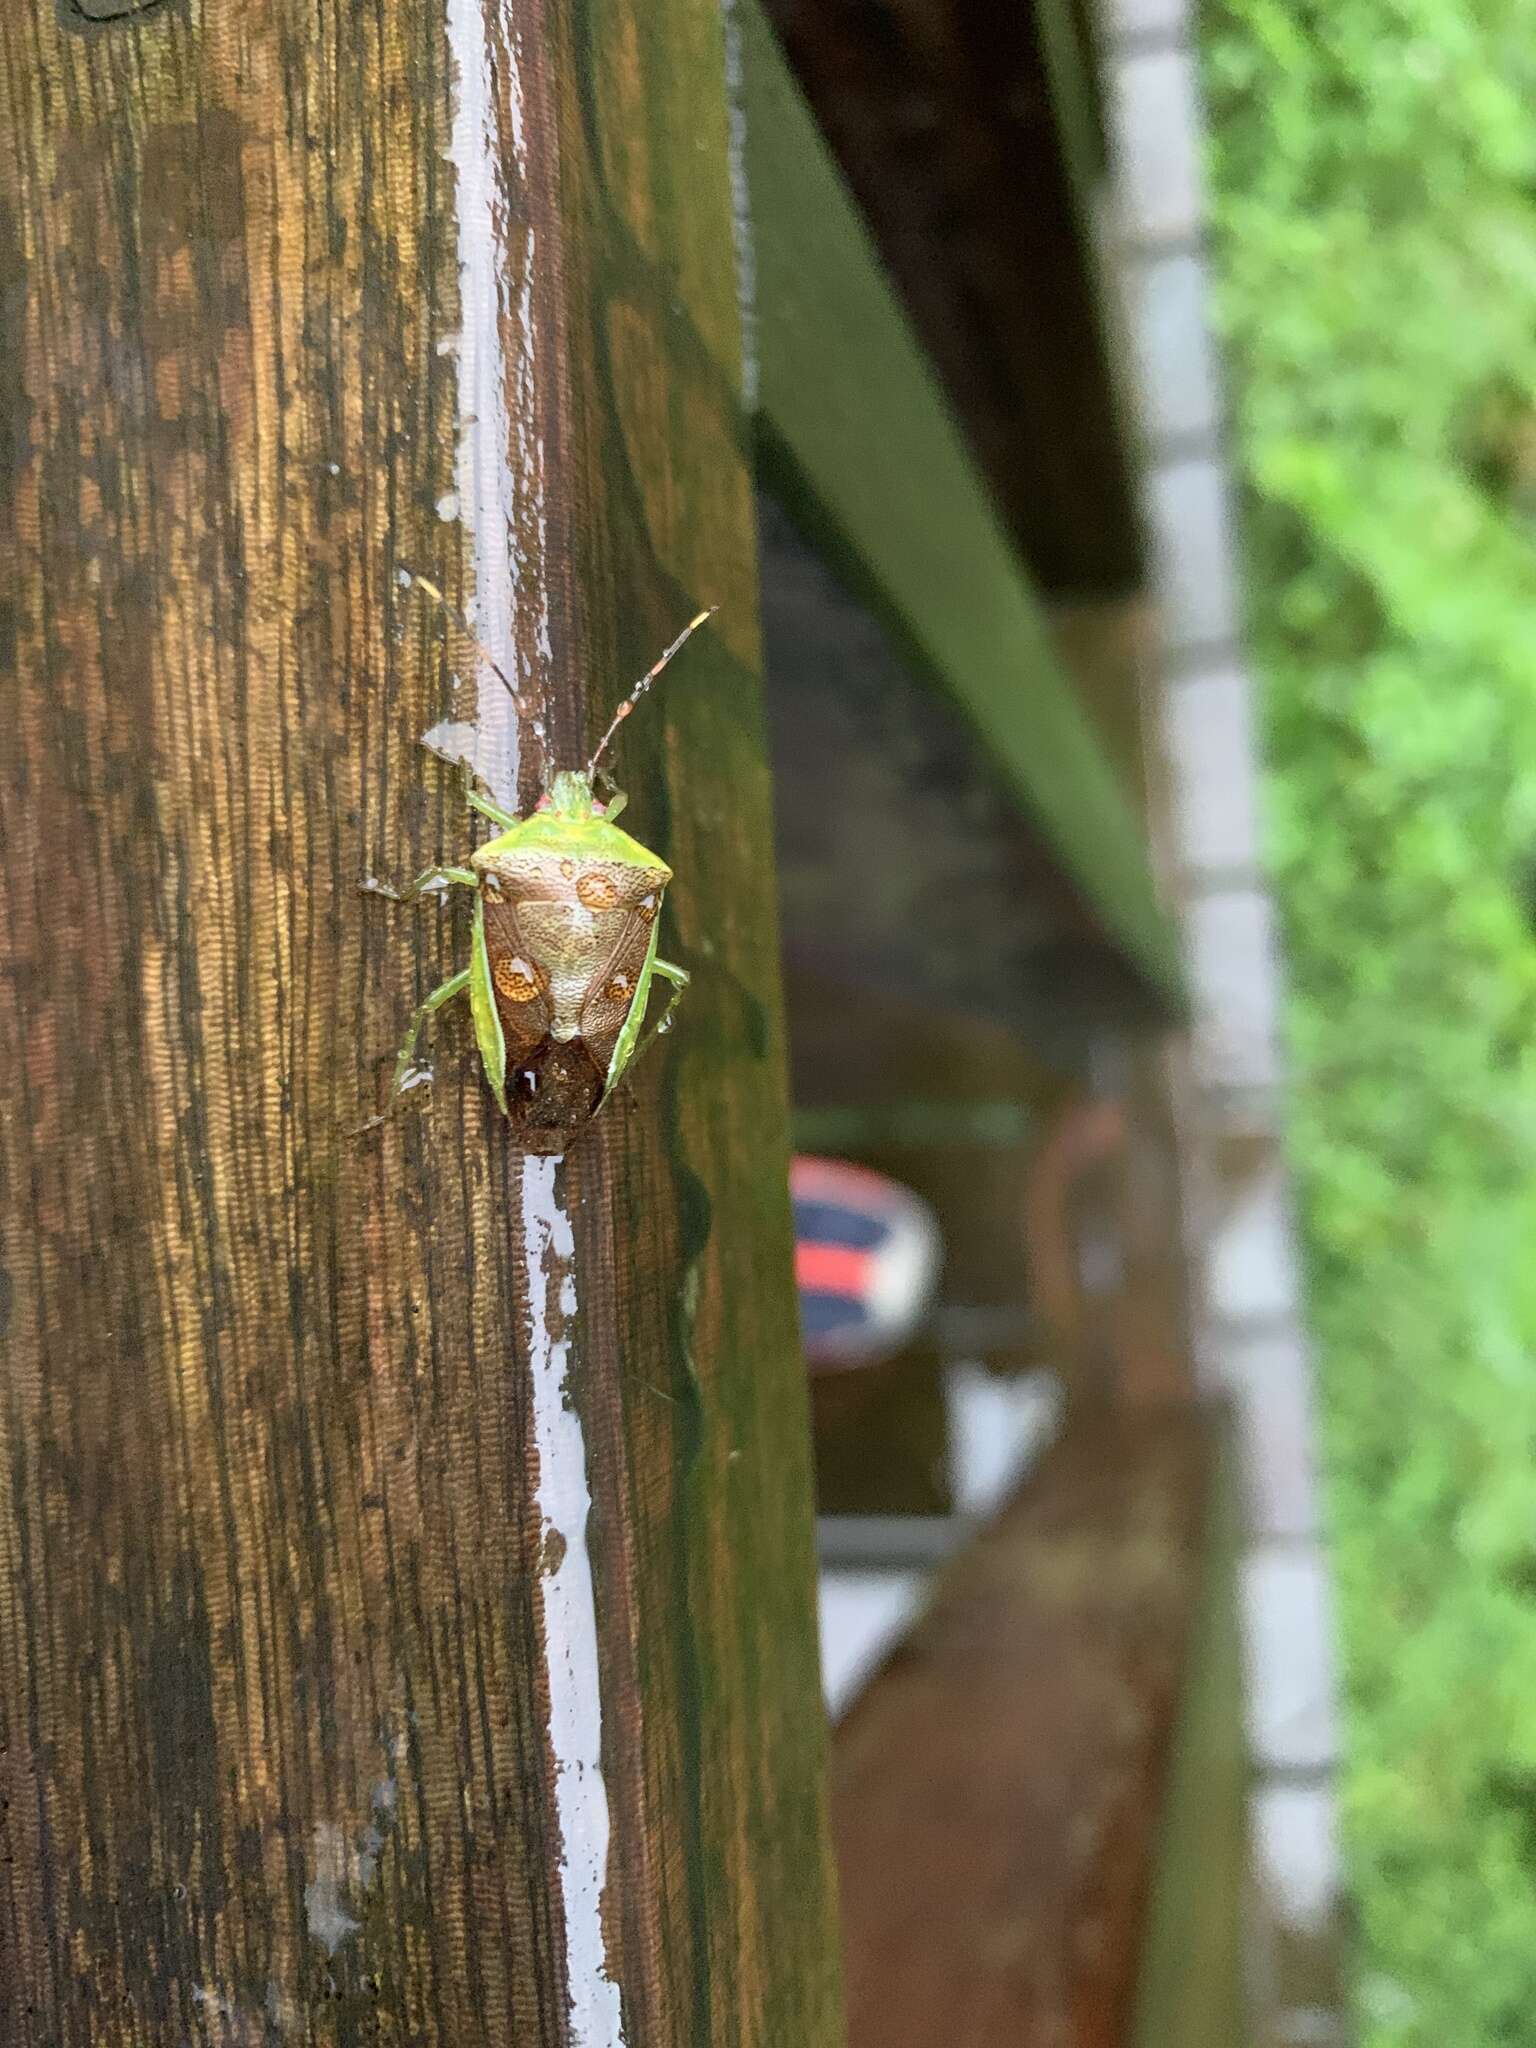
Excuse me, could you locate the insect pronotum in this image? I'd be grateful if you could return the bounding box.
[360,580,715,1153]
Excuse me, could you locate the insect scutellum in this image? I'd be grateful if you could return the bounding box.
[358,590,715,1145]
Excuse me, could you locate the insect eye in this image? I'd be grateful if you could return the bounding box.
[536,795,553,813]
[591,802,603,816]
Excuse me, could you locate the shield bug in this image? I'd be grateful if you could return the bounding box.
[361,581,713,1153]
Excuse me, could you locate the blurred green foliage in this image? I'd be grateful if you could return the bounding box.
[1202,3,1536,2040]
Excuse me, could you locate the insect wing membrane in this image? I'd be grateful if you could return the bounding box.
[580,897,663,1071]
[480,894,556,1058]
[598,915,663,1099]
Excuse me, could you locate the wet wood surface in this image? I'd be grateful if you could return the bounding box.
[831,1406,1233,2048]
[0,2,840,2043]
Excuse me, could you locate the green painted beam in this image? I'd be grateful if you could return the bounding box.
[738,1,1183,1005]
[1037,0,1110,213]
[1133,1423,1248,2048]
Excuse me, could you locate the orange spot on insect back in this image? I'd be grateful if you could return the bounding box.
[493,956,544,1003]
[577,873,619,910]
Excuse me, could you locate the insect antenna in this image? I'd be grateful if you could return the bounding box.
[398,570,530,716]
[585,607,718,779]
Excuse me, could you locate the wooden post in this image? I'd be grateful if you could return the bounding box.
[0,3,841,2043]
[831,1407,1237,2048]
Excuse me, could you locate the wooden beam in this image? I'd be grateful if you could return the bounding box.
[761,497,1168,1071]
[758,0,1141,597]
[832,1405,1239,2048]
[738,3,1182,1008]
[1036,0,1112,225]
[1132,1433,1247,2048]
[0,4,840,2042]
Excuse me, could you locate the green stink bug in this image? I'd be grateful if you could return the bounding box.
[361,585,713,1153]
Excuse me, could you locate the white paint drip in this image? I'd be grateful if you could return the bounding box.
[418,716,485,780]
[444,7,622,2036]
[522,1155,625,2048]
[444,0,530,803]
[303,1821,361,1957]
[300,1766,403,1967]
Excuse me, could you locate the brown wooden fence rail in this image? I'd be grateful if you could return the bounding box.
[0,2,841,2042]
[832,1404,1244,2048]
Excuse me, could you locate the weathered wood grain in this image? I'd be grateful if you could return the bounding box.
[0,3,841,2043]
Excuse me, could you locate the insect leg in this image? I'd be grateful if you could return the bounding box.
[640,958,689,1047]
[467,896,509,1115]
[467,787,518,830]
[602,925,662,1100]
[617,958,690,1090]
[359,864,478,904]
[353,967,472,1134]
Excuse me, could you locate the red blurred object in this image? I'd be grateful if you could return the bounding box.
[790,1155,942,1370]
